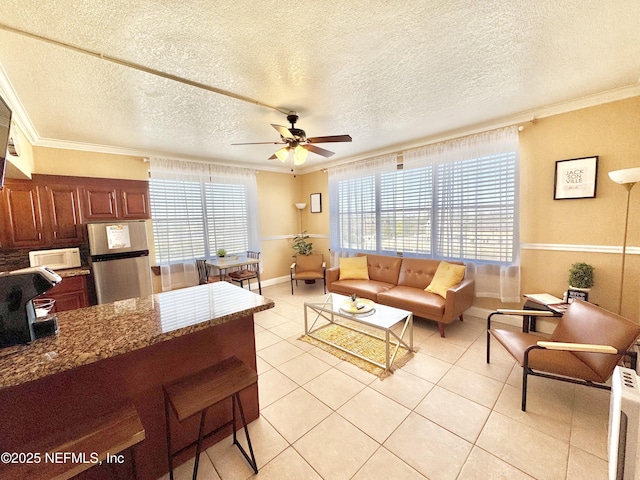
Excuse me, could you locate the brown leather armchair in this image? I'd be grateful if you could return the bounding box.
[487,300,640,411]
[290,254,326,294]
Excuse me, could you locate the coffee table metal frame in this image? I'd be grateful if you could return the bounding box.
[304,294,414,371]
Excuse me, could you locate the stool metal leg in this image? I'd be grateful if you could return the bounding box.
[232,393,258,473]
[192,410,207,480]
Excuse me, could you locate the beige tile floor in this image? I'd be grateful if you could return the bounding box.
[160,282,611,480]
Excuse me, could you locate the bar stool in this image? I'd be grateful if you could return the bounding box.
[0,401,145,479]
[163,356,259,479]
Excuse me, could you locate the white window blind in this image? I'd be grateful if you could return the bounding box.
[149,158,259,265]
[435,152,516,263]
[337,174,378,251]
[205,183,249,254]
[149,179,206,263]
[380,167,433,255]
[330,127,519,265]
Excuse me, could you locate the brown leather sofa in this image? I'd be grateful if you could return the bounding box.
[326,254,475,337]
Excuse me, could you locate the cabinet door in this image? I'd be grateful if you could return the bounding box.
[120,186,150,219]
[83,186,118,220]
[40,275,90,312]
[45,184,84,245]
[1,182,47,248]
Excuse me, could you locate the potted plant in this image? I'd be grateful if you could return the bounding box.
[217,248,226,258]
[568,262,594,302]
[292,231,313,256]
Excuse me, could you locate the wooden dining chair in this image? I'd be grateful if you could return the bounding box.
[228,251,261,294]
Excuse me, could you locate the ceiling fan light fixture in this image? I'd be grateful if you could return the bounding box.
[294,145,308,165]
[275,146,290,163]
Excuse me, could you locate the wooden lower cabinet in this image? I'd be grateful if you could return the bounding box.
[39,275,90,312]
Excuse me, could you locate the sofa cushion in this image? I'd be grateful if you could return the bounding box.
[378,286,446,321]
[425,262,466,298]
[339,256,370,280]
[358,253,402,284]
[329,279,395,302]
[397,258,441,289]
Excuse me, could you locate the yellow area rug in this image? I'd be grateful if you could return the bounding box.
[299,323,414,379]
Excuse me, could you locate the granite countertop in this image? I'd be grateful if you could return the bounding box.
[0,282,274,389]
[55,266,91,278]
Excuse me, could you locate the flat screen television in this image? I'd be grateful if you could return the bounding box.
[0,95,12,190]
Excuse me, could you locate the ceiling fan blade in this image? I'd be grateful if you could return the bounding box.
[271,124,295,140]
[231,141,284,145]
[304,144,335,158]
[268,153,278,160]
[306,134,352,143]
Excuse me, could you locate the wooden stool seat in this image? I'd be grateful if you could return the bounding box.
[0,402,144,480]
[164,356,258,479]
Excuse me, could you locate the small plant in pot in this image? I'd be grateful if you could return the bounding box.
[217,248,226,258]
[568,262,594,302]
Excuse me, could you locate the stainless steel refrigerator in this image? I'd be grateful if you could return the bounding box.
[87,220,153,304]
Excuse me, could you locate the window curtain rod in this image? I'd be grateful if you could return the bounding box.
[0,22,291,116]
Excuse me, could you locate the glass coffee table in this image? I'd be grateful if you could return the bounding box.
[304,294,414,371]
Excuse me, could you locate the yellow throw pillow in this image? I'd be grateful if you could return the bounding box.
[425,261,466,298]
[339,256,370,280]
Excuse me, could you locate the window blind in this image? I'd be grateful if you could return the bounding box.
[149,179,206,263]
[150,179,252,263]
[330,127,518,265]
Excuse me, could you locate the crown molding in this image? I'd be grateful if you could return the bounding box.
[1,51,638,176]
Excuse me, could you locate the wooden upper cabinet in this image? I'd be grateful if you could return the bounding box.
[82,186,119,220]
[1,181,47,248]
[44,184,84,245]
[0,175,150,250]
[120,185,149,219]
[81,179,150,221]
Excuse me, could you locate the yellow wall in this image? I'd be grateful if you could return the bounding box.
[299,170,331,262]
[26,96,640,318]
[255,171,301,279]
[33,147,149,180]
[518,97,640,318]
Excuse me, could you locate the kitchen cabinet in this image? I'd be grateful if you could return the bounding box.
[0,181,47,248]
[120,185,149,218]
[0,175,150,250]
[82,185,119,220]
[82,181,150,221]
[44,183,84,245]
[39,275,90,312]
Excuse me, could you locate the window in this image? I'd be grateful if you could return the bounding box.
[148,158,259,265]
[330,127,519,265]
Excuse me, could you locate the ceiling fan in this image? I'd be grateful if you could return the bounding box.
[232,112,352,165]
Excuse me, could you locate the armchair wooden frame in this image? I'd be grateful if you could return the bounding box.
[486,303,640,411]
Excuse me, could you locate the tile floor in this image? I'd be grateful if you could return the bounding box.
[159,282,612,480]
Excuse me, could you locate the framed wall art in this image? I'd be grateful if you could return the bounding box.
[310,193,322,213]
[554,156,598,200]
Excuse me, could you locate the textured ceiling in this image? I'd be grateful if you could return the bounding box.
[0,1,638,172]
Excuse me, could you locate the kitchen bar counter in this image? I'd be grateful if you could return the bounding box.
[0,281,273,388]
[0,282,273,479]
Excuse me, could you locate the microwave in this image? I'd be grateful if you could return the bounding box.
[29,247,81,270]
